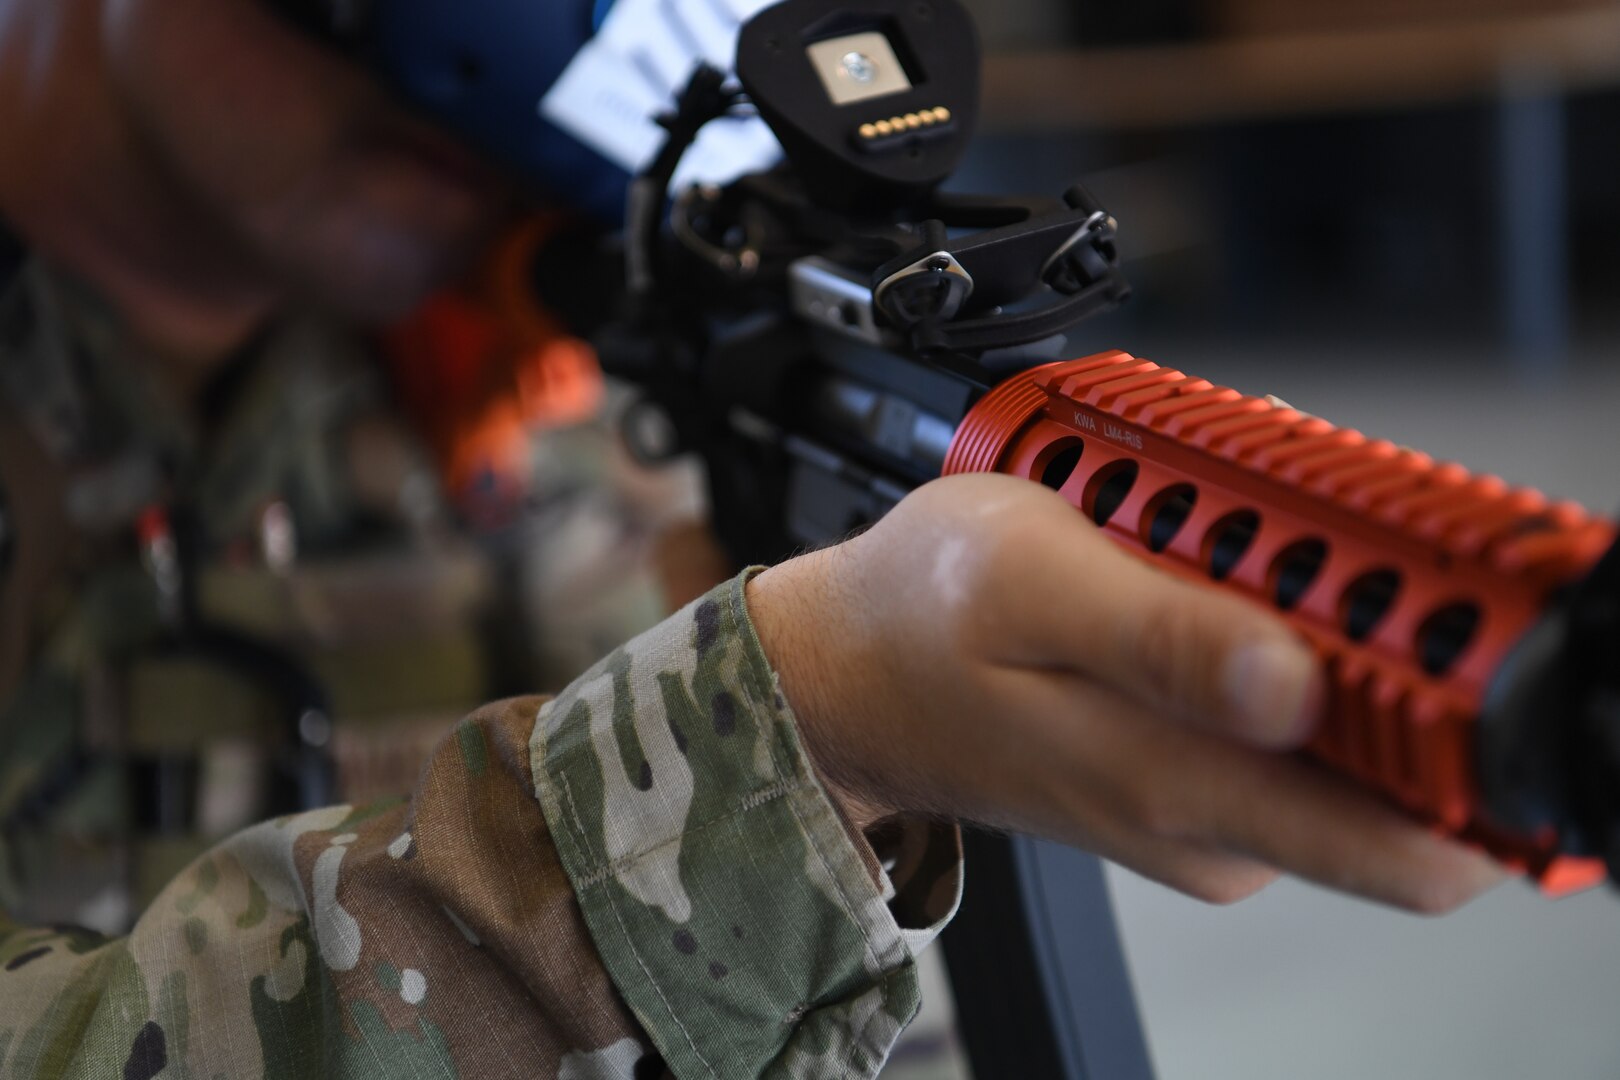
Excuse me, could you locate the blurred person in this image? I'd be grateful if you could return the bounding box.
[0,0,1505,1076]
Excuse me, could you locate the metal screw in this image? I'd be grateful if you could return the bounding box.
[927,255,952,271]
[840,51,877,84]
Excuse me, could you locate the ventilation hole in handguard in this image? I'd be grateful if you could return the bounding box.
[1144,485,1199,553]
[1037,440,1085,491]
[1205,510,1260,581]
[1342,569,1402,641]
[1417,602,1481,675]
[1086,460,1140,526]
[1269,539,1329,611]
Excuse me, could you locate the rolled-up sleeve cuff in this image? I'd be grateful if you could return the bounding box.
[530,570,962,1078]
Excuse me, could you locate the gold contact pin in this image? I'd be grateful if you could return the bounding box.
[863,109,953,142]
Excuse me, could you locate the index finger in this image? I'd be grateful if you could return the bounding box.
[998,513,1321,750]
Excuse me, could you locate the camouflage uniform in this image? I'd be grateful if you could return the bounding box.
[0,261,965,1075]
[0,575,963,1078]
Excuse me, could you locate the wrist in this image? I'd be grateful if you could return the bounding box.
[745,552,895,834]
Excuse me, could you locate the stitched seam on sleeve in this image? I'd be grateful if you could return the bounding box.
[570,778,809,892]
[557,770,720,1080]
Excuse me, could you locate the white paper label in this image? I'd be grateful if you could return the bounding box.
[540,0,782,189]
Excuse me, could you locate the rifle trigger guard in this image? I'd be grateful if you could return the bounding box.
[873,250,974,328]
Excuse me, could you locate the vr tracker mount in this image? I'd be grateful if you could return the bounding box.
[631,0,1131,384]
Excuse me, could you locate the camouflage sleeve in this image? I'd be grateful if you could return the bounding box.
[532,570,962,1079]
[0,571,962,1078]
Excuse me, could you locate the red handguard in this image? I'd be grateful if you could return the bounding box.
[943,350,1614,895]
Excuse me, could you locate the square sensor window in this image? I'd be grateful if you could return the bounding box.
[805,31,913,106]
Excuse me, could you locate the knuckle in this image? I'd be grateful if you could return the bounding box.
[947,541,1002,621]
[981,511,1048,569]
[952,516,1048,629]
[1127,600,1220,716]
